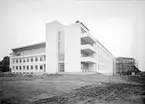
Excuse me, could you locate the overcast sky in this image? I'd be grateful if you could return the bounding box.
[0,0,145,71]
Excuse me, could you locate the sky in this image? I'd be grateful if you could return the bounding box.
[0,0,145,71]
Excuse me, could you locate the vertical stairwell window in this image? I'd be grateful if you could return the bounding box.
[58,31,65,61]
[58,30,65,72]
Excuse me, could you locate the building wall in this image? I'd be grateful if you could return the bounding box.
[61,24,81,72]
[10,48,46,75]
[94,42,113,74]
[46,21,63,73]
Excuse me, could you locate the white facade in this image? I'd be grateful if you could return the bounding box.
[10,42,46,75]
[10,20,114,75]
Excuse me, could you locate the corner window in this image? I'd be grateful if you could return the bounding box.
[40,56,44,61]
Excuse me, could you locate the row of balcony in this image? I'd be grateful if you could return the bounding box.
[81,32,96,64]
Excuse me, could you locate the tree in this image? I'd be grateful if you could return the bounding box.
[0,61,3,72]
[0,56,10,72]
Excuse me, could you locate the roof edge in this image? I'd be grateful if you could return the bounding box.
[12,42,46,51]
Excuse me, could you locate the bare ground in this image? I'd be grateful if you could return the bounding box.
[0,73,145,104]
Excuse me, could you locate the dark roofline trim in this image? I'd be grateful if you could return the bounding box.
[80,22,89,31]
[76,21,89,31]
[95,39,113,56]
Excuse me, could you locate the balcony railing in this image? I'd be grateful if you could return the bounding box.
[81,44,96,53]
[81,56,96,63]
[81,32,96,44]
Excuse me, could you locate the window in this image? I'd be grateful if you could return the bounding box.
[23,58,25,62]
[16,66,18,70]
[35,57,38,61]
[58,53,64,61]
[31,57,33,62]
[35,65,38,70]
[58,42,61,52]
[40,65,43,70]
[23,66,25,70]
[40,56,43,61]
[16,59,18,63]
[31,65,33,70]
[58,31,65,62]
[17,52,21,56]
[27,58,29,62]
[20,59,21,63]
[40,56,42,61]
[27,66,29,70]
[13,66,15,70]
[44,55,46,61]
[19,66,21,70]
[58,31,64,42]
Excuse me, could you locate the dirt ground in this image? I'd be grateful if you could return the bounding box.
[0,73,145,104]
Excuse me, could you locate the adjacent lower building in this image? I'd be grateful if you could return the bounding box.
[113,57,140,75]
[10,20,114,75]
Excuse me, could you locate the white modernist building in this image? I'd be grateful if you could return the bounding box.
[10,21,114,75]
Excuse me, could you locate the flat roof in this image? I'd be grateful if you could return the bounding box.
[12,42,46,52]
